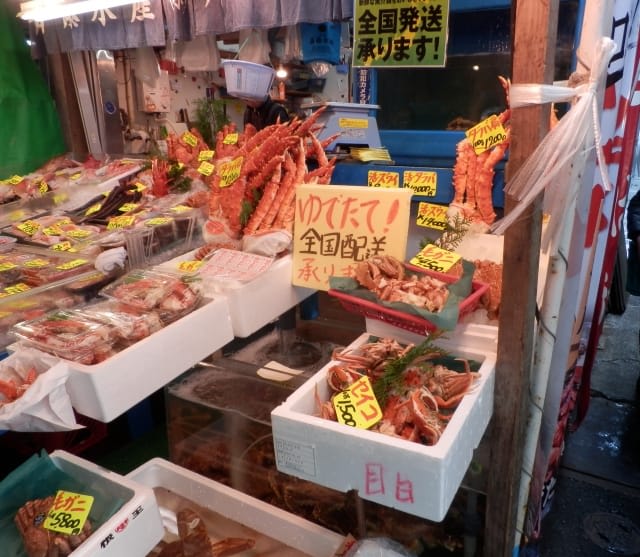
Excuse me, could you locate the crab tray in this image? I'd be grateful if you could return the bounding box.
[271,325,497,522]
[327,265,488,336]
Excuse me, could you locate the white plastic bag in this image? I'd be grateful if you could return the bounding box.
[134,46,161,86]
[238,28,271,65]
[176,35,221,72]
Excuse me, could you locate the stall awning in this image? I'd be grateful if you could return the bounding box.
[34,0,353,54]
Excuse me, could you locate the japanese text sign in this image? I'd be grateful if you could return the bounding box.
[367,170,399,188]
[410,243,460,272]
[333,376,382,429]
[293,184,412,290]
[353,0,449,68]
[44,490,94,536]
[404,170,437,196]
[465,115,508,155]
[416,202,448,230]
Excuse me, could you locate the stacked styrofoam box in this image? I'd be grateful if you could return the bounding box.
[271,323,497,522]
[64,297,234,422]
[127,458,346,557]
[50,451,164,557]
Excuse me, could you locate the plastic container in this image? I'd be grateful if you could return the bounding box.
[165,359,361,537]
[47,450,163,557]
[222,60,275,101]
[127,458,346,557]
[10,309,114,364]
[271,324,497,522]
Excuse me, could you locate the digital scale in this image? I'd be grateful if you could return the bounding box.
[301,101,383,153]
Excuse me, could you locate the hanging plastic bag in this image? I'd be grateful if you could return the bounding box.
[282,24,302,62]
[176,35,221,72]
[238,28,271,65]
[134,46,161,86]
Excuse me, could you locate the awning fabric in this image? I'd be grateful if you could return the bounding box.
[34,0,353,54]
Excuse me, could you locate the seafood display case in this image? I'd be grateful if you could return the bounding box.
[271,323,498,523]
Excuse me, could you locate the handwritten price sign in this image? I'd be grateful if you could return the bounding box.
[197,161,215,176]
[16,220,40,236]
[416,202,448,230]
[44,491,94,536]
[367,170,399,189]
[465,115,508,155]
[198,150,214,161]
[219,156,243,188]
[181,131,198,147]
[410,244,461,273]
[333,376,382,429]
[403,170,437,196]
[56,259,88,270]
[223,132,238,145]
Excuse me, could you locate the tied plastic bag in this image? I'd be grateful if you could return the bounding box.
[176,35,221,72]
[242,229,292,257]
[0,348,80,432]
[133,46,161,86]
[238,28,271,64]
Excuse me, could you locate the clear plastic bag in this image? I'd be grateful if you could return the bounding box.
[238,28,271,64]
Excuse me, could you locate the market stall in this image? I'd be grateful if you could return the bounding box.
[1,0,638,556]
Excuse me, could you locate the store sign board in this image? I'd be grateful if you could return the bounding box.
[353,0,449,68]
[292,184,412,290]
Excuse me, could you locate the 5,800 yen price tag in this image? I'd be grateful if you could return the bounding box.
[44,490,94,536]
[333,376,382,430]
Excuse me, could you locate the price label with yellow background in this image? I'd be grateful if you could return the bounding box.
[465,114,508,155]
[410,244,461,273]
[333,376,382,429]
[416,202,448,230]
[403,170,437,196]
[367,170,399,188]
[44,491,94,536]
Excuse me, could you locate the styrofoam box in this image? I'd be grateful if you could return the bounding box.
[214,253,315,338]
[271,323,497,522]
[50,450,164,556]
[64,297,234,422]
[127,458,346,557]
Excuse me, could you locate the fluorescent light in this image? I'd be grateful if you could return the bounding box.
[18,0,138,22]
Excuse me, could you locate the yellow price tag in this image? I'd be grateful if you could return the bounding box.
[44,490,94,536]
[367,170,399,188]
[198,150,214,161]
[24,258,50,268]
[66,229,93,239]
[70,172,82,180]
[39,180,49,194]
[144,217,173,226]
[223,132,238,144]
[9,210,26,222]
[416,202,448,230]
[197,161,215,176]
[410,244,461,273]
[219,156,243,188]
[56,258,88,270]
[43,225,64,236]
[170,204,192,213]
[0,262,17,271]
[465,114,508,155]
[332,376,382,429]
[8,175,24,185]
[85,203,102,216]
[403,170,437,196]
[338,118,369,129]
[51,241,72,252]
[16,220,40,236]
[134,182,147,192]
[53,193,69,205]
[118,202,139,213]
[107,215,136,229]
[182,131,198,147]
[4,283,31,295]
[177,260,203,273]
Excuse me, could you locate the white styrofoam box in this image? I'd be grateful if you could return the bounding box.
[50,450,164,556]
[127,458,345,557]
[271,325,497,522]
[220,253,316,338]
[65,297,233,422]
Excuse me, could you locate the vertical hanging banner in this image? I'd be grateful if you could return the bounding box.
[292,185,413,290]
[353,0,449,68]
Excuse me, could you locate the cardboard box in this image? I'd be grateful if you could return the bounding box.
[64,297,234,422]
[51,450,164,556]
[127,457,346,557]
[271,323,497,522]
